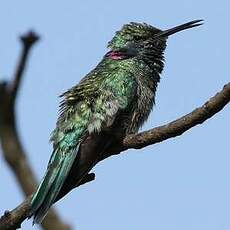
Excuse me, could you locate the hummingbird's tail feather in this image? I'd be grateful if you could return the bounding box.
[29,145,80,224]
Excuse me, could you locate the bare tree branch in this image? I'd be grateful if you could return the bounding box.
[99,82,230,161]
[0,31,71,230]
[121,82,230,149]
[9,31,39,105]
[1,81,229,230]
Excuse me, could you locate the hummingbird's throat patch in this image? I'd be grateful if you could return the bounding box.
[105,50,128,60]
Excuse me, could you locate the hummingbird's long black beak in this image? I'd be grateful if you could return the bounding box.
[156,19,203,38]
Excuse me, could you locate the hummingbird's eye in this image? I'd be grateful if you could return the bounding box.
[124,41,136,49]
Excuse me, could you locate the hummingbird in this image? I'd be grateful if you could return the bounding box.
[29,19,203,223]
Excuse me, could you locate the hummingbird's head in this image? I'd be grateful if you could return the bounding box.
[106,20,203,69]
[108,22,162,51]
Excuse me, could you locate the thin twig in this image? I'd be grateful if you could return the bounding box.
[122,82,230,149]
[9,31,39,105]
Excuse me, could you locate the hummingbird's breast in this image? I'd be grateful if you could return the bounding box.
[126,76,156,134]
[122,60,159,134]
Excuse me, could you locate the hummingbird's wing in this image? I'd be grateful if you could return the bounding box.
[29,70,137,224]
[55,70,137,201]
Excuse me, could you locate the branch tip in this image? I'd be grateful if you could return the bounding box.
[20,31,40,47]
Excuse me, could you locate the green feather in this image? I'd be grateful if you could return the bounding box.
[32,145,80,223]
[29,149,63,216]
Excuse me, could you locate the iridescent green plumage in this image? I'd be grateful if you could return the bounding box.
[29,20,203,223]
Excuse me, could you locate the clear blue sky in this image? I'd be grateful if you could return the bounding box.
[1,1,230,230]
